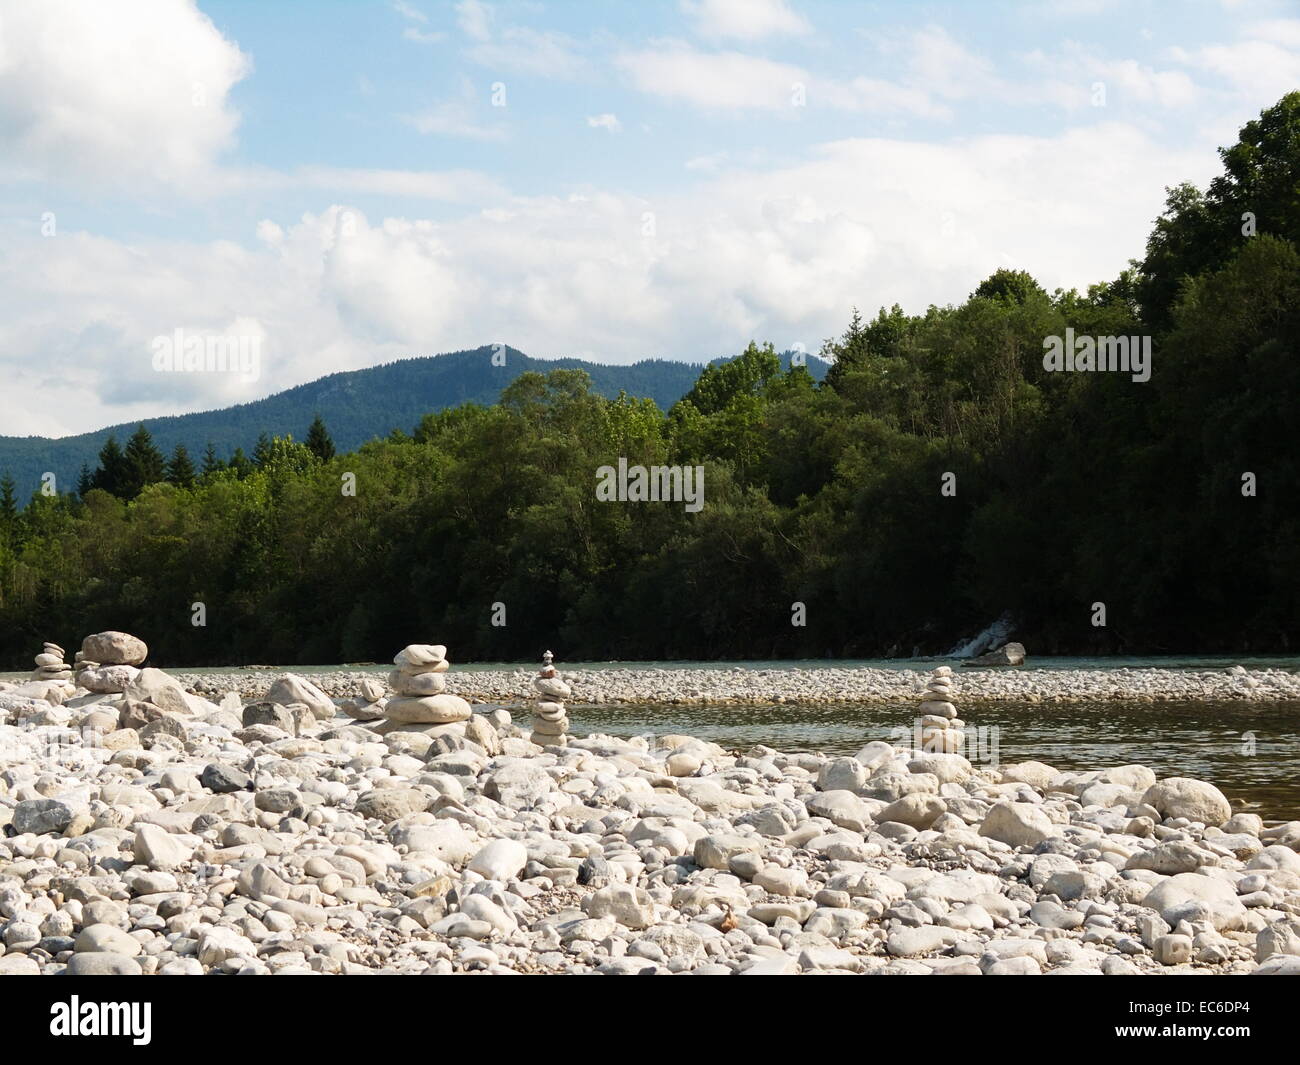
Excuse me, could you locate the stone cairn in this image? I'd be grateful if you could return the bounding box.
[916,665,964,754]
[73,630,147,694]
[31,641,71,684]
[531,650,570,745]
[382,644,472,727]
[341,676,388,721]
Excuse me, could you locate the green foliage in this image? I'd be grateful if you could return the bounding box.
[1138,91,1300,330]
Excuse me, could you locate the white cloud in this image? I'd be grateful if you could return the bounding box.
[618,41,948,118]
[1171,25,1300,105]
[392,0,427,22]
[451,0,583,78]
[587,113,622,132]
[405,80,508,141]
[292,167,507,202]
[1027,46,1200,110]
[681,0,811,41]
[456,0,492,42]
[0,0,250,191]
[618,44,805,111]
[466,26,585,78]
[908,25,1003,101]
[0,121,1220,435]
[403,28,447,44]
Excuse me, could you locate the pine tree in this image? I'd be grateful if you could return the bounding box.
[91,436,130,497]
[75,464,94,497]
[166,444,197,488]
[305,414,336,462]
[122,424,166,498]
[201,442,224,478]
[229,447,254,479]
[253,433,273,468]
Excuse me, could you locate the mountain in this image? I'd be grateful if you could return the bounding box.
[0,346,828,499]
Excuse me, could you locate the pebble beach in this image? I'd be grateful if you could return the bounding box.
[1,634,1298,976]
[173,662,1300,707]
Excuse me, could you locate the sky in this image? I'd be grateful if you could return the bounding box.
[1,0,1298,437]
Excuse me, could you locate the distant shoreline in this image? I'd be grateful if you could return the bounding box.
[145,663,1300,708]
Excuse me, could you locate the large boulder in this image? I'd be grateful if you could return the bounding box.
[1142,872,1247,930]
[1141,778,1232,825]
[14,798,75,836]
[355,788,430,822]
[125,668,192,715]
[76,664,140,694]
[962,642,1025,667]
[80,631,148,666]
[240,701,296,733]
[1256,919,1300,963]
[978,801,1054,848]
[467,838,528,881]
[131,823,192,871]
[482,761,553,808]
[266,674,336,720]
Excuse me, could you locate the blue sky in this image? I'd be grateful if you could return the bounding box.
[1,0,1297,435]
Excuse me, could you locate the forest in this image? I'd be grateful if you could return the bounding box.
[1,94,1297,667]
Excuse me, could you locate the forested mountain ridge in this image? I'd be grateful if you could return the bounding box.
[0,348,827,498]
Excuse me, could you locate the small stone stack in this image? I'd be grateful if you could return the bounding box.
[30,642,71,684]
[73,631,147,694]
[382,644,472,726]
[341,676,387,721]
[917,665,964,754]
[531,650,570,745]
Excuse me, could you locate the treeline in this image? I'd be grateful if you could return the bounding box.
[1,96,1298,667]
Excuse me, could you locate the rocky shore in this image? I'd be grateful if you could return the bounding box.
[169,662,1300,707]
[1,634,1298,976]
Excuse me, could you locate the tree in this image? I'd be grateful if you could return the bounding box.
[305,414,336,462]
[90,435,131,497]
[166,444,197,488]
[75,464,94,498]
[1139,91,1300,330]
[822,305,910,393]
[201,442,225,478]
[229,447,255,479]
[253,433,273,468]
[122,424,166,499]
[972,268,1046,305]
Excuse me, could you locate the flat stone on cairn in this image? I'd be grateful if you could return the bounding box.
[531,650,570,744]
[383,644,471,724]
[31,641,72,683]
[917,665,964,754]
[79,631,148,667]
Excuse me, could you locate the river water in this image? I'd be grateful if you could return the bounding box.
[7,655,1299,819]
[573,698,1300,822]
